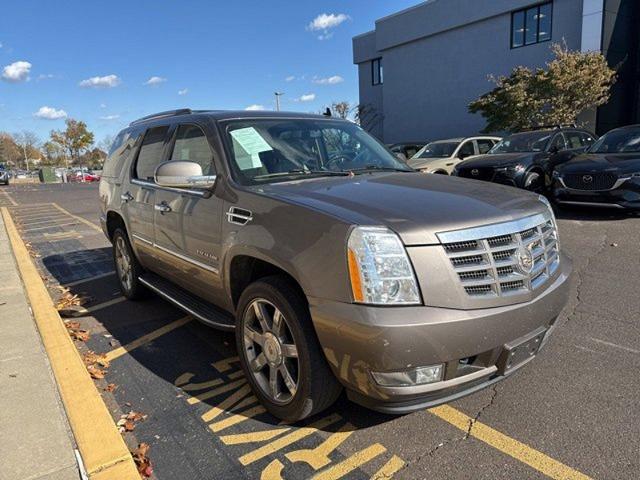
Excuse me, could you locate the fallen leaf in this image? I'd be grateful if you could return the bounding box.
[131,443,153,478]
[104,383,117,392]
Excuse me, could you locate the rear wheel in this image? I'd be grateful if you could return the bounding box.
[236,276,342,422]
[112,228,146,300]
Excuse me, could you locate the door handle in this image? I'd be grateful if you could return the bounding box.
[154,202,171,213]
[120,192,134,203]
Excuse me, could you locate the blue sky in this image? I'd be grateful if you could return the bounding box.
[0,0,418,146]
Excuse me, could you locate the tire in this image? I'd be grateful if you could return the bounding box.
[112,228,147,300]
[523,170,544,192]
[236,275,342,422]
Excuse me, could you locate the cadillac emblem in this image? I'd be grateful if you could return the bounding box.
[515,244,534,275]
[471,169,479,176]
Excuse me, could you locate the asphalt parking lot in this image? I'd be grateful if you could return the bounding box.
[1,182,638,480]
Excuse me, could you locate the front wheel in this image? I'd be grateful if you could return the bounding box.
[236,276,342,422]
[523,170,544,192]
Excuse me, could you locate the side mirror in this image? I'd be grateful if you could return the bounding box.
[154,161,216,189]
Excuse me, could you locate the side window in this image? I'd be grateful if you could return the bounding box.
[579,132,595,147]
[458,141,475,158]
[135,126,169,181]
[477,139,494,154]
[170,125,214,175]
[372,58,383,86]
[565,131,585,149]
[549,133,567,152]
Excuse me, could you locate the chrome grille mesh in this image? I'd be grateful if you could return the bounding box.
[441,217,559,299]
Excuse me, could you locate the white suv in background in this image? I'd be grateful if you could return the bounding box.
[408,136,501,174]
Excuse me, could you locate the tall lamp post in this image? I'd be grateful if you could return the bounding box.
[274,92,284,112]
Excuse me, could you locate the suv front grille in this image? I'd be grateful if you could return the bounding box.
[457,167,495,181]
[562,172,617,191]
[440,216,559,299]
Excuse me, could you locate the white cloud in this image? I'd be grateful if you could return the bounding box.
[307,13,349,32]
[296,93,316,102]
[36,73,55,81]
[33,106,67,120]
[100,103,107,109]
[2,61,32,83]
[313,75,344,85]
[99,114,120,120]
[145,76,167,86]
[178,88,189,96]
[245,104,265,111]
[79,74,121,88]
[0,42,3,49]
[285,75,295,82]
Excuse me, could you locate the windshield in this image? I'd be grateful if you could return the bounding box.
[223,118,412,185]
[489,131,552,153]
[589,127,640,153]
[412,142,458,159]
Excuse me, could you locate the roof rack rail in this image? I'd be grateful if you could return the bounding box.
[129,109,192,126]
[518,123,577,132]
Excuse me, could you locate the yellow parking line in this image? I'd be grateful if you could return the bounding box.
[64,271,116,287]
[26,221,82,232]
[72,296,126,316]
[0,191,17,205]
[104,315,192,362]
[430,405,592,480]
[1,207,139,479]
[52,203,102,233]
[371,455,405,479]
[312,443,387,480]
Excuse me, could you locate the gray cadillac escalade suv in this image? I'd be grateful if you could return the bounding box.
[99,109,571,421]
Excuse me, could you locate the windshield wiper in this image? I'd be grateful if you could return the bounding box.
[350,165,413,174]
[253,169,351,180]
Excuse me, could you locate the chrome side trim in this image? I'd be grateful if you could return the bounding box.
[138,277,233,331]
[132,233,153,245]
[154,243,219,274]
[557,200,625,209]
[558,176,629,192]
[437,212,550,244]
[131,178,208,197]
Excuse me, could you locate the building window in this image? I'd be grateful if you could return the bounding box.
[372,58,383,85]
[511,2,552,48]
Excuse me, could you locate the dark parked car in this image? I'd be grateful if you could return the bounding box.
[0,165,9,185]
[553,124,640,209]
[453,127,596,192]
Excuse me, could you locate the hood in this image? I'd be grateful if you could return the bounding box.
[407,156,450,170]
[458,152,540,168]
[256,172,547,245]
[557,153,640,176]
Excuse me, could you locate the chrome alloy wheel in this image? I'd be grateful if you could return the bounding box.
[243,299,299,404]
[114,236,133,293]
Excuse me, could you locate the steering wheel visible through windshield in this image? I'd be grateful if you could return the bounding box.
[223,118,412,185]
[489,131,552,153]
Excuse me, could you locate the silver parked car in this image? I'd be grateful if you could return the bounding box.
[100,109,571,421]
[408,136,501,174]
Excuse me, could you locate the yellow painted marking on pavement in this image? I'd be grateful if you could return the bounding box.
[0,191,18,206]
[52,203,102,232]
[64,271,116,287]
[239,413,342,465]
[104,315,192,362]
[210,404,266,433]
[174,372,224,391]
[228,369,245,379]
[370,455,405,479]
[72,296,126,317]
[286,423,355,470]
[26,221,82,232]
[43,230,82,241]
[15,216,71,227]
[221,427,290,446]
[187,378,247,405]
[1,207,139,479]
[212,356,240,372]
[201,383,252,422]
[312,443,387,480]
[430,405,592,480]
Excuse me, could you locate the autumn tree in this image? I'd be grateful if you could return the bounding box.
[13,131,41,170]
[50,119,95,167]
[469,43,617,133]
[0,133,23,168]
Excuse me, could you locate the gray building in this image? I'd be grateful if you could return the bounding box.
[353,0,640,142]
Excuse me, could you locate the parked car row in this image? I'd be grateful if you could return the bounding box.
[401,124,640,210]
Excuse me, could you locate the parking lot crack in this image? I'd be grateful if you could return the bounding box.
[464,384,498,439]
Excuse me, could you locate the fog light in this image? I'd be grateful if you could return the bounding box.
[371,364,444,387]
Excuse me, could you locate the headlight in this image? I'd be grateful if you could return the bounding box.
[347,226,420,305]
[497,164,526,174]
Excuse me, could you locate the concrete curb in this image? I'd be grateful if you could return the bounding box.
[1,207,140,480]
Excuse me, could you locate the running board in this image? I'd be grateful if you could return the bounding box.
[139,273,235,331]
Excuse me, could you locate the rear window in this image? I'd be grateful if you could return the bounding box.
[102,129,140,178]
[135,126,170,181]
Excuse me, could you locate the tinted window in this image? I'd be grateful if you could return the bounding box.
[512,2,553,48]
[103,129,141,178]
[372,58,383,85]
[458,141,475,158]
[549,133,567,151]
[477,139,494,154]
[415,142,458,158]
[565,131,588,149]
[170,125,214,175]
[490,131,552,153]
[579,132,595,146]
[589,127,640,153]
[135,126,169,181]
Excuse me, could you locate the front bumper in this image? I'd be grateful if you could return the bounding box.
[553,178,640,209]
[309,254,572,414]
